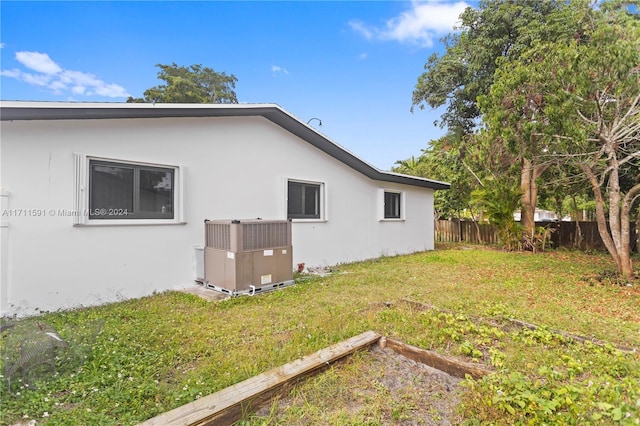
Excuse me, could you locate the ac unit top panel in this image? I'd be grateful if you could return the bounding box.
[205,219,292,252]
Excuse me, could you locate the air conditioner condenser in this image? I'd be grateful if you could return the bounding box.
[203,219,294,296]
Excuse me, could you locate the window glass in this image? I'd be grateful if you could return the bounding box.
[139,169,174,215]
[89,160,174,220]
[384,191,401,219]
[304,185,319,217]
[90,164,134,215]
[288,181,321,219]
[288,182,303,217]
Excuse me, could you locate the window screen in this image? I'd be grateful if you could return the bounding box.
[288,181,321,219]
[384,191,401,219]
[89,160,174,220]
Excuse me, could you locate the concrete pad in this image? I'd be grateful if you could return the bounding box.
[179,284,229,302]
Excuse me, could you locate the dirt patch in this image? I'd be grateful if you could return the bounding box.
[250,344,464,425]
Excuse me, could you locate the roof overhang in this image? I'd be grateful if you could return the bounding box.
[0,101,450,190]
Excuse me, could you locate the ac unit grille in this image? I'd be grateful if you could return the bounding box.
[206,223,231,250]
[242,222,290,251]
[205,220,291,252]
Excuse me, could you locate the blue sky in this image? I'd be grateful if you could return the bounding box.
[1,1,472,170]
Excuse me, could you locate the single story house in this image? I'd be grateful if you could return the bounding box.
[0,101,449,316]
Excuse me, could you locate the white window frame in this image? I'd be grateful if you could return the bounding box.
[379,189,405,221]
[73,153,185,226]
[285,178,327,222]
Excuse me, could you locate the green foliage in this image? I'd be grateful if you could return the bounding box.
[472,345,640,424]
[127,63,238,104]
[471,179,523,250]
[380,307,640,424]
[393,133,481,219]
[482,0,640,275]
[411,0,600,230]
[471,181,520,227]
[410,0,639,268]
[412,0,569,133]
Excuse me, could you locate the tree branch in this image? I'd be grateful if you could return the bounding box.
[462,159,484,187]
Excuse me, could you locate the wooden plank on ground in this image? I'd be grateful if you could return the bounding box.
[382,337,492,379]
[138,330,381,426]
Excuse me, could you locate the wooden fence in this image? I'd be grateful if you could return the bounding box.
[436,220,638,252]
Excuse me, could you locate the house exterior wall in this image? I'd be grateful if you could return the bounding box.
[1,115,435,316]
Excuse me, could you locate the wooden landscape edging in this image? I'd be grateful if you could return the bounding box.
[138,330,381,426]
[380,337,492,379]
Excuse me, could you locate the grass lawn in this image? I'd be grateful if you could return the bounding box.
[1,245,639,425]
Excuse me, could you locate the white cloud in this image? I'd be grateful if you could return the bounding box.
[16,51,62,74]
[94,83,129,98]
[349,20,374,40]
[271,65,289,75]
[358,52,368,60]
[2,51,130,98]
[23,72,53,87]
[1,69,51,87]
[71,85,86,95]
[0,69,23,79]
[350,1,470,48]
[61,70,103,87]
[49,80,68,94]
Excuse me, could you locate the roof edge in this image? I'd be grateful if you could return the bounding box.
[0,101,450,190]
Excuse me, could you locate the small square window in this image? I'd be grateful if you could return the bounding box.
[384,191,401,219]
[288,181,321,219]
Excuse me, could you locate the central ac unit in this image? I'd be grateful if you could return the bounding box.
[202,219,293,296]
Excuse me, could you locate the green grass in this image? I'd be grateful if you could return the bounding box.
[1,246,639,425]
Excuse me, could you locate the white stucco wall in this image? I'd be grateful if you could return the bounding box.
[1,115,435,316]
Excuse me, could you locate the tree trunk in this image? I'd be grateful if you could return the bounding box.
[571,195,580,222]
[581,164,637,280]
[581,164,622,272]
[468,207,483,243]
[520,159,549,239]
[575,221,583,250]
[571,195,583,249]
[636,210,640,254]
[474,220,482,244]
[621,183,640,276]
[606,152,635,280]
[607,165,626,275]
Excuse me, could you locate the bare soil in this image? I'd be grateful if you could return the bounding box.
[250,344,464,425]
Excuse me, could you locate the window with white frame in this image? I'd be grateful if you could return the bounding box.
[287,180,322,219]
[383,190,402,219]
[89,160,174,219]
[74,154,182,224]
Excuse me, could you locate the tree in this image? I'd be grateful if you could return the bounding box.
[393,134,481,221]
[393,156,421,175]
[471,177,523,251]
[564,5,640,279]
[412,0,581,239]
[412,0,563,132]
[127,63,238,104]
[485,0,640,278]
